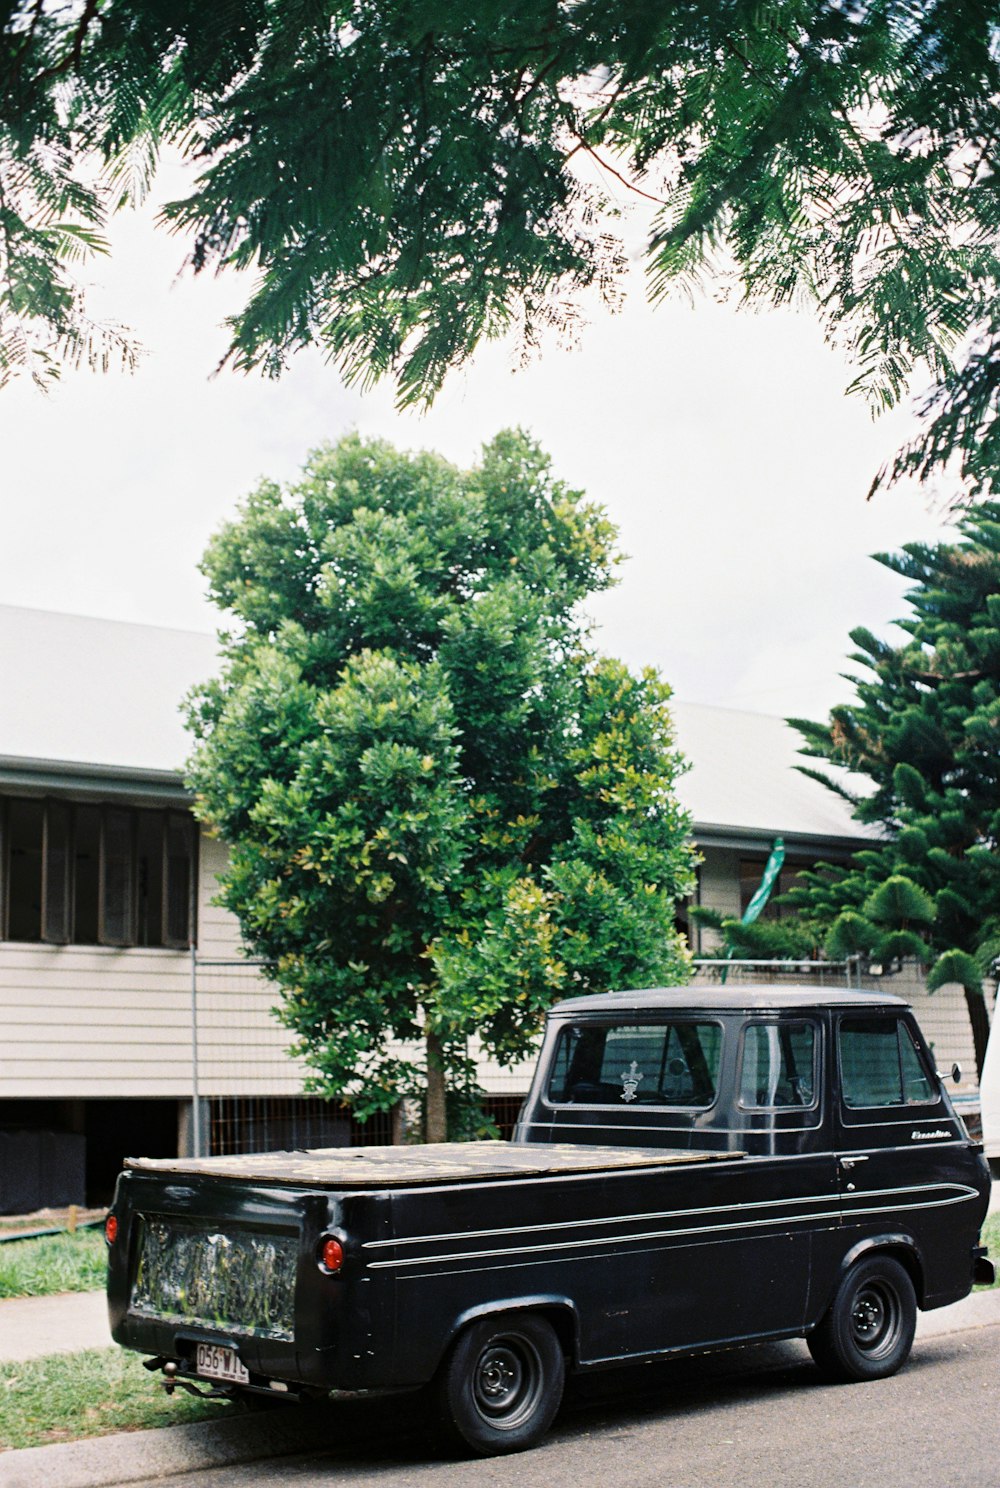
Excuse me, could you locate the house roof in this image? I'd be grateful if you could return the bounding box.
[672,699,872,851]
[0,604,217,798]
[0,604,869,845]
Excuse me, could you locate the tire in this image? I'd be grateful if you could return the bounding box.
[435,1312,565,1456]
[807,1255,917,1383]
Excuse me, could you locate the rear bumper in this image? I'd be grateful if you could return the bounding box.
[973,1245,995,1287]
[112,1311,342,1388]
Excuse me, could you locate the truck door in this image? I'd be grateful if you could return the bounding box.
[833,1012,972,1261]
[625,1014,834,1355]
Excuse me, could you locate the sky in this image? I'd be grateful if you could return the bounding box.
[0,162,959,724]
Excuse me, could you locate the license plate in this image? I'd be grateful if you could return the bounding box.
[195,1342,249,1385]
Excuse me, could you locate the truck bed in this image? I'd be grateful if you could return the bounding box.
[125,1139,741,1188]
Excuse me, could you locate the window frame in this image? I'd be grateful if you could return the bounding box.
[0,793,197,950]
[736,1018,821,1113]
[3,796,45,943]
[99,805,138,947]
[0,796,6,940]
[162,810,196,950]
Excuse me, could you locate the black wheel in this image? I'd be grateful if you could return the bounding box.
[808,1255,917,1383]
[435,1312,565,1456]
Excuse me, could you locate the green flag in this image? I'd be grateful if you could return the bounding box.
[720,838,786,983]
[742,838,786,926]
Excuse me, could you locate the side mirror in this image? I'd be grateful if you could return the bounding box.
[952,1062,962,1086]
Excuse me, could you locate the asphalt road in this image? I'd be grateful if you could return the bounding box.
[102,1328,1000,1488]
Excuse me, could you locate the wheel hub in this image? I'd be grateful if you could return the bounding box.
[471,1335,544,1428]
[853,1295,883,1336]
[850,1281,899,1353]
[478,1349,521,1406]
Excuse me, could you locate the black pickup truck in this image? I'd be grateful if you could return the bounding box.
[106,986,993,1455]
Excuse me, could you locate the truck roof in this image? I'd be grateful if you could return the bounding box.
[549,984,909,1016]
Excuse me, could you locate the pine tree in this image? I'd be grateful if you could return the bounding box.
[185,429,695,1140]
[787,504,1000,1073]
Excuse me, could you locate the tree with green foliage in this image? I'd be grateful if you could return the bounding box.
[785,502,1000,1074]
[185,429,694,1140]
[4,2,1000,497]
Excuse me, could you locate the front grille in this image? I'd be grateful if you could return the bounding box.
[129,1216,298,1342]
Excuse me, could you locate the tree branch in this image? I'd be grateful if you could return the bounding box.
[564,133,667,205]
[30,0,100,86]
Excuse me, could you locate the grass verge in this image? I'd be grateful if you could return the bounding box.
[0,1347,237,1452]
[0,1229,107,1299]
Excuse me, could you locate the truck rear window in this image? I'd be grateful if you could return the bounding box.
[547,1021,722,1108]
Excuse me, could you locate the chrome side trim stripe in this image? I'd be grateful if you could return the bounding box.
[363,1178,973,1252]
[365,1184,978,1271]
[365,1187,833,1252]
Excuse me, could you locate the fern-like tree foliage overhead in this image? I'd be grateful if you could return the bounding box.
[4,0,1000,495]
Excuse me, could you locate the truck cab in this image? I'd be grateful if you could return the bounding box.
[517,986,971,1161]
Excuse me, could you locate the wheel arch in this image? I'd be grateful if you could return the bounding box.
[833,1234,926,1308]
[442,1296,580,1369]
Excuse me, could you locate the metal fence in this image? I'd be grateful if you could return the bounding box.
[188,954,991,1155]
[690,957,857,987]
[188,957,391,1157]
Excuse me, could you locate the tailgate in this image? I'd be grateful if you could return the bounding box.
[129,1212,299,1341]
[107,1169,359,1381]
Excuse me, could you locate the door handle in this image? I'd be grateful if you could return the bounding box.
[840,1155,869,1169]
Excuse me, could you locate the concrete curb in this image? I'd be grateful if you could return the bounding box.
[4,1291,1000,1488]
[0,1399,363,1488]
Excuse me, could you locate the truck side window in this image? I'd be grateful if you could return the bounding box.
[547,1021,722,1108]
[738,1022,817,1108]
[839,1017,936,1108]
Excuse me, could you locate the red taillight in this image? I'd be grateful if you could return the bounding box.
[105,1214,118,1246]
[320,1236,344,1273]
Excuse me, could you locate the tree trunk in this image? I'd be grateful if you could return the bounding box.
[425,1029,448,1144]
[390,1100,406,1146]
[964,986,991,1081]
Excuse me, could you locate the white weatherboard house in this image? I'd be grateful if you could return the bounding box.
[0,605,985,1212]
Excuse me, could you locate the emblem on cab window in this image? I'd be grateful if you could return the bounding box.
[621,1061,643,1103]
